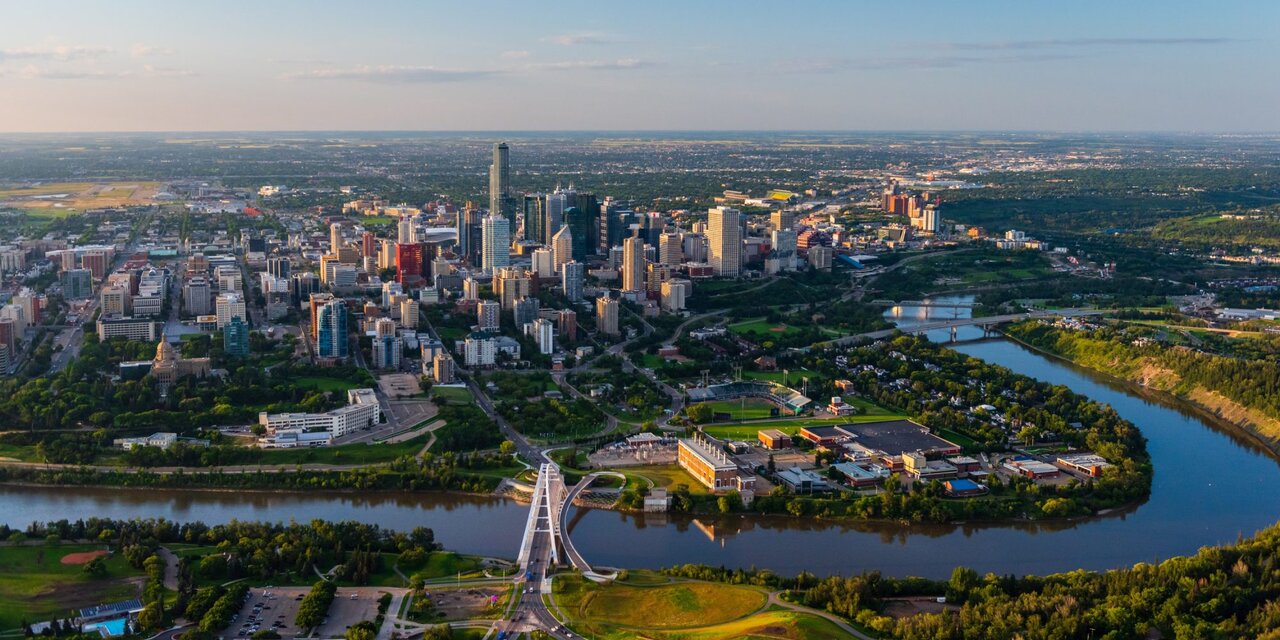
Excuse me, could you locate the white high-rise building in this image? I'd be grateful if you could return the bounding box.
[551,225,573,274]
[621,235,646,293]
[531,248,554,278]
[397,218,413,244]
[481,213,511,272]
[708,207,742,276]
[215,293,247,329]
[532,318,554,355]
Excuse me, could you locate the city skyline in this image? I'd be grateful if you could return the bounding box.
[0,0,1277,132]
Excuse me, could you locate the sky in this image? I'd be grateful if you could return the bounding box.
[0,0,1276,132]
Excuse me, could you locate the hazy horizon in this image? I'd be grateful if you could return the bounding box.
[2,0,1277,133]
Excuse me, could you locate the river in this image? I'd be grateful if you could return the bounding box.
[3,297,1279,578]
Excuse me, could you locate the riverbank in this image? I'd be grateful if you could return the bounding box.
[1001,323,1280,460]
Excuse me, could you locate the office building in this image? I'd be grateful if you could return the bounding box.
[462,277,480,301]
[658,231,683,265]
[101,285,130,317]
[62,269,93,300]
[258,388,381,440]
[223,316,250,357]
[596,294,620,336]
[678,436,753,495]
[183,277,211,316]
[396,242,424,285]
[215,293,247,329]
[561,261,584,302]
[921,205,941,233]
[481,213,511,272]
[547,225,571,274]
[531,247,554,278]
[622,235,646,293]
[708,207,742,276]
[316,299,348,359]
[682,232,708,263]
[495,267,530,310]
[81,250,110,281]
[267,257,290,279]
[97,316,162,342]
[488,142,513,219]
[771,210,795,232]
[809,245,833,271]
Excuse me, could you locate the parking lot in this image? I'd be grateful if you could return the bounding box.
[230,587,308,639]
[312,587,391,638]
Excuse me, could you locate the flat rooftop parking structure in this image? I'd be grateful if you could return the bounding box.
[838,420,962,456]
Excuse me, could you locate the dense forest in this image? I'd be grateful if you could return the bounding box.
[667,515,1280,639]
[1007,320,1280,452]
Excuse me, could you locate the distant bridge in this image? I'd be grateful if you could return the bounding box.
[828,309,1104,346]
[869,299,976,309]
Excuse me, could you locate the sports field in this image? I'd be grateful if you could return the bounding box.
[0,544,143,630]
[728,318,803,336]
[703,397,779,420]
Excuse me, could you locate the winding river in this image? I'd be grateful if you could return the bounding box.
[3,299,1279,578]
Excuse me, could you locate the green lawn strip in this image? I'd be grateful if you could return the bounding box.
[624,465,712,495]
[246,433,430,466]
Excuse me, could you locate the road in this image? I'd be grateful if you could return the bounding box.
[491,485,574,640]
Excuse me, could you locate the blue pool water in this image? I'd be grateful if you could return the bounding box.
[84,618,128,637]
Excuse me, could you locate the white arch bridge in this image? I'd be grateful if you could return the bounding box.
[515,462,621,582]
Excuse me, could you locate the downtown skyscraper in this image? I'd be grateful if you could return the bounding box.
[488,142,513,219]
[708,206,742,277]
[481,213,511,272]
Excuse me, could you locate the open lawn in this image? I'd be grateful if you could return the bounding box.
[406,551,483,580]
[0,544,143,631]
[625,465,711,495]
[432,385,476,406]
[665,610,856,640]
[0,181,162,212]
[252,434,428,466]
[728,318,804,337]
[360,215,396,226]
[554,575,768,635]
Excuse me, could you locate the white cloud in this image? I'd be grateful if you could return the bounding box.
[529,58,651,71]
[0,45,113,61]
[501,50,530,59]
[544,33,612,46]
[285,65,499,83]
[130,44,173,58]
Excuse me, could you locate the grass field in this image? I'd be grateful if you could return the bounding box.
[728,318,804,336]
[668,610,855,639]
[625,465,711,495]
[554,575,768,636]
[295,376,362,392]
[409,551,484,580]
[703,398,779,420]
[0,544,143,630]
[0,181,162,213]
[360,215,395,226]
[432,385,476,406]
[250,433,429,466]
[702,414,909,442]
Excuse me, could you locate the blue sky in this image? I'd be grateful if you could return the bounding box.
[0,0,1276,132]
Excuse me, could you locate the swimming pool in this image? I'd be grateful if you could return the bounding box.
[83,618,128,637]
